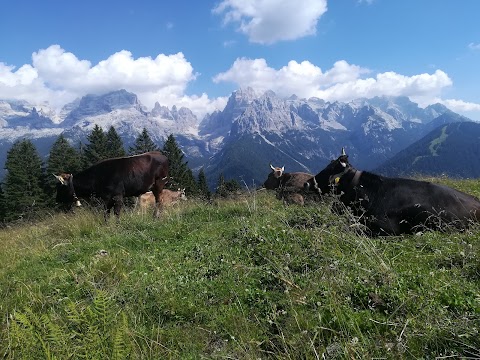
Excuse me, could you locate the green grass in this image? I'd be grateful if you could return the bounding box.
[0,187,479,359]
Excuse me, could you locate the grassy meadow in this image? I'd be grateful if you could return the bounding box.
[0,178,479,359]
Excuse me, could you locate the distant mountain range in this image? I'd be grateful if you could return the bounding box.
[0,88,477,188]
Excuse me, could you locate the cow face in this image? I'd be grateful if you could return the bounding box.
[178,188,187,201]
[304,148,350,195]
[263,164,285,189]
[53,173,82,207]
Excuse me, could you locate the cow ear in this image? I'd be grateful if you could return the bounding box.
[53,174,66,185]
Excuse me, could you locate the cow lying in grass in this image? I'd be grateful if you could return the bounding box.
[263,164,313,205]
[304,148,480,235]
[136,188,187,214]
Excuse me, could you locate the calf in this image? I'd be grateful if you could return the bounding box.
[263,164,313,205]
[304,148,480,235]
[136,188,187,214]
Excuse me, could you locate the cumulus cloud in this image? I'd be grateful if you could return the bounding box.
[213,57,461,106]
[213,58,368,98]
[0,45,223,118]
[440,98,480,112]
[212,0,328,44]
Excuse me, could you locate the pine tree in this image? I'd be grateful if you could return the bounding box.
[129,128,160,155]
[183,168,199,196]
[225,178,241,193]
[162,134,194,191]
[197,168,211,199]
[47,134,82,175]
[105,126,126,158]
[0,183,6,223]
[3,139,46,221]
[82,124,108,168]
[216,173,227,197]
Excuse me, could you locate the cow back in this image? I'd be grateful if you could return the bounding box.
[74,151,168,199]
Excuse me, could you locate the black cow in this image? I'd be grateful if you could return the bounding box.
[304,148,480,235]
[263,164,313,205]
[54,151,169,218]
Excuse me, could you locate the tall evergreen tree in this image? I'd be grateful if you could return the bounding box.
[47,134,82,175]
[162,134,196,192]
[215,173,227,197]
[3,139,46,221]
[82,124,108,167]
[183,168,199,195]
[45,134,82,205]
[105,126,126,158]
[129,128,160,155]
[197,168,211,199]
[0,183,6,223]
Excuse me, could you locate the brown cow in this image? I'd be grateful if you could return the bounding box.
[263,164,313,205]
[136,188,187,214]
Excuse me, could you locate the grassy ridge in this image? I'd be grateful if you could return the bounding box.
[0,183,479,359]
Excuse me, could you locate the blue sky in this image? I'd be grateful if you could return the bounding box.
[1,0,480,120]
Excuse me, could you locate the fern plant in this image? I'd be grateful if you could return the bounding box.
[5,290,132,359]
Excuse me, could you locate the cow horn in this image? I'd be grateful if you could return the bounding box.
[270,164,275,171]
[341,147,346,156]
[53,174,66,185]
[281,166,285,172]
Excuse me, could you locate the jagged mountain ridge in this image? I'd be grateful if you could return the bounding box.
[0,88,472,187]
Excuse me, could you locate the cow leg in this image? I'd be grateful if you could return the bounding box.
[151,180,167,218]
[112,194,124,217]
[104,198,114,221]
[151,190,163,218]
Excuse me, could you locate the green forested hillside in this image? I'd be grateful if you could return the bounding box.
[0,183,479,359]
[376,122,480,178]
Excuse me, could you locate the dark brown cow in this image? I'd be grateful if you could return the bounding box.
[263,164,313,205]
[304,148,480,235]
[54,151,169,218]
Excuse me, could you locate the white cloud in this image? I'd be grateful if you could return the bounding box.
[214,57,460,107]
[440,98,480,112]
[213,58,368,98]
[212,0,328,44]
[357,0,375,5]
[468,42,480,51]
[0,45,222,118]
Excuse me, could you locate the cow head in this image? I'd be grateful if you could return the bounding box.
[263,164,285,189]
[304,148,350,194]
[53,173,82,207]
[178,188,187,201]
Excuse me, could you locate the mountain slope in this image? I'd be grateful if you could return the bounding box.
[375,121,480,178]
